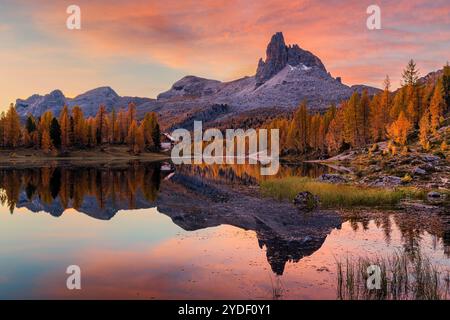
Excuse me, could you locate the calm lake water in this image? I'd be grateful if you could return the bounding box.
[0,162,449,299]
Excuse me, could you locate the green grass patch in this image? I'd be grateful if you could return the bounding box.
[260,177,426,208]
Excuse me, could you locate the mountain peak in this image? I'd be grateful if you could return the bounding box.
[49,89,65,97]
[255,32,327,86]
[76,86,119,98]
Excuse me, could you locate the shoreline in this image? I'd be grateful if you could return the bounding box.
[0,150,170,167]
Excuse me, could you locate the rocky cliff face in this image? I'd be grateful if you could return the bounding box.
[16,90,66,117]
[154,32,380,122]
[255,32,326,86]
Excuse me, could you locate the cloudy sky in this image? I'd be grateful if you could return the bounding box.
[0,0,449,110]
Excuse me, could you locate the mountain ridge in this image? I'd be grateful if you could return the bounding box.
[20,32,445,130]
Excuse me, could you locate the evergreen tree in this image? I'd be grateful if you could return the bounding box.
[5,104,21,147]
[110,107,117,143]
[0,112,6,147]
[325,108,345,154]
[118,109,127,143]
[387,111,412,145]
[402,59,420,87]
[287,102,308,153]
[49,118,62,149]
[390,86,407,120]
[419,111,431,151]
[148,112,161,151]
[72,106,85,146]
[343,93,359,147]
[358,89,371,145]
[41,129,52,153]
[40,111,54,132]
[369,75,392,142]
[26,115,37,134]
[406,85,420,126]
[443,62,450,112]
[429,79,445,135]
[127,102,136,129]
[95,105,109,144]
[127,120,144,154]
[369,94,383,141]
[59,105,71,150]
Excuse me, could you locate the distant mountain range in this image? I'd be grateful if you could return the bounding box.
[15,87,152,118]
[15,32,440,130]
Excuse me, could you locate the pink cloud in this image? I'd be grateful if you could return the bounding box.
[1,0,449,107]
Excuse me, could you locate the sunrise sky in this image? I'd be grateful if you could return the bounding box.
[0,0,449,110]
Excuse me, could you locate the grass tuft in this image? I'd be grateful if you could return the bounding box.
[260,177,426,208]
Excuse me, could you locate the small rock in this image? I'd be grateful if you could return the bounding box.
[422,155,440,163]
[293,191,320,212]
[369,176,402,187]
[412,167,426,176]
[369,165,382,173]
[419,163,434,172]
[318,174,347,184]
[427,191,442,198]
[411,159,424,166]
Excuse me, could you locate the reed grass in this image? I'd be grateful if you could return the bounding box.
[336,250,450,300]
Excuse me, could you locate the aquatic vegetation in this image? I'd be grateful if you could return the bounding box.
[260,177,426,208]
[336,250,450,300]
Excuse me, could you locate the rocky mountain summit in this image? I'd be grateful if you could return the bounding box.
[16,32,382,129]
[156,32,375,111]
[255,32,326,86]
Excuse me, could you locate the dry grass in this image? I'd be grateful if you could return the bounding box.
[260,177,426,208]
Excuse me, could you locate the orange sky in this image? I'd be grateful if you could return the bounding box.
[0,0,449,110]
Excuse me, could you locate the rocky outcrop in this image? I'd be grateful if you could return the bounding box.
[318,174,347,184]
[369,175,402,188]
[255,32,326,86]
[157,76,222,100]
[412,167,427,176]
[16,89,66,117]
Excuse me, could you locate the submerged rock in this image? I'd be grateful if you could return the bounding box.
[293,192,320,212]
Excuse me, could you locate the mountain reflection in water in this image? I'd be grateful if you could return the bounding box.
[0,162,342,277]
[0,162,450,299]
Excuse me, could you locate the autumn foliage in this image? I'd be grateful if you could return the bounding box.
[0,102,161,154]
[264,60,449,156]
